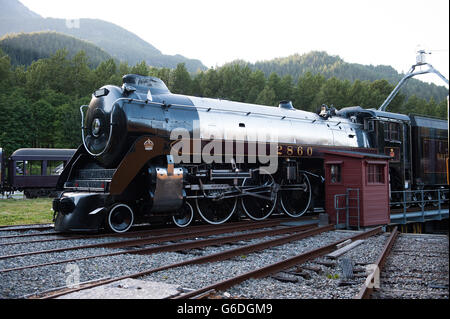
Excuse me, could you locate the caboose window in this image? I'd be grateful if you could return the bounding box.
[367,163,385,184]
[330,164,341,184]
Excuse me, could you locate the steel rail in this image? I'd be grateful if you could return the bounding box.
[0,218,277,240]
[0,218,285,245]
[0,231,63,240]
[0,219,286,260]
[1,223,316,274]
[0,218,272,240]
[39,224,333,299]
[0,224,54,232]
[354,226,399,299]
[0,222,53,229]
[0,223,185,240]
[174,226,383,299]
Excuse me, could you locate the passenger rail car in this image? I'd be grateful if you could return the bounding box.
[52,74,448,233]
[0,148,76,198]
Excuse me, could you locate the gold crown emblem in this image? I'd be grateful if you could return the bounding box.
[144,139,154,151]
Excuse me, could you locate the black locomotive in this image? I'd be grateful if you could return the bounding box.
[0,148,76,198]
[52,74,448,233]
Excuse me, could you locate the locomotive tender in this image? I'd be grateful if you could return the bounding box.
[52,74,448,233]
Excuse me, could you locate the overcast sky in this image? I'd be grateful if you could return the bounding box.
[20,0,449,85]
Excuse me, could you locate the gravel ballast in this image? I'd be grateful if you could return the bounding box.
[0,226,448,299]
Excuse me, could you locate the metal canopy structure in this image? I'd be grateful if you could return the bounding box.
[379,50,449,112]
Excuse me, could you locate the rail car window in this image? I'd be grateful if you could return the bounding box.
[330,164,341,183]
[367,164,385,184]
[384,122,401,142]
[26,160,42,176]
[47,160,64,175]
[15,161,24,176]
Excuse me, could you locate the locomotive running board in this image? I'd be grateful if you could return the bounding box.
[109,135,169,195]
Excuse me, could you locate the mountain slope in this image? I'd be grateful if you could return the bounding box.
[228,51,448,102]
[0,0,206,72]
[0,0,41,19]
[0,31,112,67]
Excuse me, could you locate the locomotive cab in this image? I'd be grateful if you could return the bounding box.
[337,106,412,193]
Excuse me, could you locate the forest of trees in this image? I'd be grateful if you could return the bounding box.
[0,48,447,155]
[230,51,449,103]
[0,31,112,67]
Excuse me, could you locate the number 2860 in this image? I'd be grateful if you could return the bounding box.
[278,145,313,156]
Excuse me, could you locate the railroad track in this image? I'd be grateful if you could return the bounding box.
[354,227,449,299]
[159,227,446,299]
[37,224,333,299]
[369,232,449,299]
[174,226,383,299]
[0,220,311,273]
[0,219,283,247]
[38,226,388,299]
[2,217,447,299]
[0,220,210,239]
[354,226,399,299]
[0,216,320,298]
[0,223,54,232]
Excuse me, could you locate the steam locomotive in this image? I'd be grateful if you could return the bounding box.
[52,74,448,233]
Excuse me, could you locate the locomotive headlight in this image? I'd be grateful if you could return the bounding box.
[59,197,75,215]
[92,118,101,137]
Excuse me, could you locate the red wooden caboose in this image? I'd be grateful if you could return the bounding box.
[323,149,391,228]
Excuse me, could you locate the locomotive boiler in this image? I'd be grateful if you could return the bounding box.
[53,74,448,233]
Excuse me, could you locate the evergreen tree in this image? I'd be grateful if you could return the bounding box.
[294,72,325,111]
[130,61,149,76]
[246,70,266,104]
[169,63,192,94]
[255,86,276,106]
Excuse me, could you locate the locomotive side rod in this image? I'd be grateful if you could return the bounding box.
[190,182,280,201]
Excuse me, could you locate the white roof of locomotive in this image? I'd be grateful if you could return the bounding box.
[187,95,322,122]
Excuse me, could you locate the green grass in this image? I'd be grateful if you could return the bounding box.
[0,198,54,226]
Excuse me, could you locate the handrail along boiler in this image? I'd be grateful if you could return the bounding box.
[52,74,449,233]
